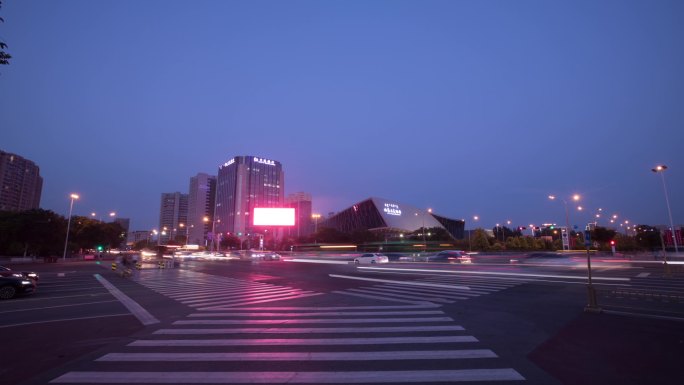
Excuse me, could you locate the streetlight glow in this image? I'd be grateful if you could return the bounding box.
[652,164,678,254]
[62,193,80,260]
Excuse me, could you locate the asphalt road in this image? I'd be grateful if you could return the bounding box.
[2,255,683,385]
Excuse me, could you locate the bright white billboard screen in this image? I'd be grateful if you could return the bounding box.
[253,208,296,226]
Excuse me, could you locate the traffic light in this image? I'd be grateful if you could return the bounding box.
[549,225,555,230]
[610,240,615,246]
[96,245,104,252]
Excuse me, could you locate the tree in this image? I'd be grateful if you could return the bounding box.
[591,226,617,246]
[0,209,65,256]
[471,229,490,251]
[634,225,661,251]
[0,1,11,66]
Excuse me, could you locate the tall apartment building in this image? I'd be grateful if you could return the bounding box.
[0,150,43,211]
[286,192,313,238]
[187,173,216,245]
[159,192,188,244]
[214,156,284,237]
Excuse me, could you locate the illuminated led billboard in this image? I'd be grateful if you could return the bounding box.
[253,208,296,226]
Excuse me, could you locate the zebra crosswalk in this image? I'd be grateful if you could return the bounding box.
[50,304,526,383]
[132,269,323,309]
[333,274,526,305]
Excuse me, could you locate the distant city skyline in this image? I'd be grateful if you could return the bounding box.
[1,1,682,232]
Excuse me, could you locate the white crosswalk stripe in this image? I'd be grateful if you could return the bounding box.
[50,304,525,383]
[132,270,323,309]
[334,274,526,305]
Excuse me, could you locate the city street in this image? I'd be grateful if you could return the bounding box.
[2,254,683,385]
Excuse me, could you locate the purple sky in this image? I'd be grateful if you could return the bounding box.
[1,0,683,232]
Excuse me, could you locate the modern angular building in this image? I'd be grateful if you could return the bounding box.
[159,192,188,244]
[323,197,465,239]
[286,192,313,238]
[0,150,43,211]
[214,156,284,238]
[187,173,216,245]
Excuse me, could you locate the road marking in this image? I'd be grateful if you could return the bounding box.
[51,369,525,383]
[357,266,631,281]
[286,258,351,265]
[637,272,651,277]
[197,293,324,310]
[153,325,465,334]
[98,349,498,361]
[344,288,455,303]
[329,274,470,289]
[129,335,479,347]
[187,310,445,317]
[173,316,454,325]
[332,290,434,305]
[0,313,132,329]
[0,300,119,314]
[94,274,159,326]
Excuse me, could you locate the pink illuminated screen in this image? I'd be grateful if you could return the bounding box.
[253,208,296,226]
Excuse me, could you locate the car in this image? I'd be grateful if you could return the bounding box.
[0,275,37,299]
[426,250,471,263]
[353,253,389,264]
[0,265,39,281]
[248,251,281,261]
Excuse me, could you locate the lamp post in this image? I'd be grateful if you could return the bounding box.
[549,194,580,250]
[421,208,432,252]
[652,165,679,254]
[312,214,321,244]
[62,193,80,260]
[469,215,479,251]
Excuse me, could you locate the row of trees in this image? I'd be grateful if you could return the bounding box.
[0,209,126,257]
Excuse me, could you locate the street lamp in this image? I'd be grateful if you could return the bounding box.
[469,215,479,251]
[62,193,80,260]
[652,165,679,254]
[312,214,321,244]
[549,194,580,250]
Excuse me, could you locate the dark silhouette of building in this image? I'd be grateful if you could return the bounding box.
[0,150,42,211]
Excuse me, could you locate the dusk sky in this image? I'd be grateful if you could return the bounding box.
[1,0,683,233]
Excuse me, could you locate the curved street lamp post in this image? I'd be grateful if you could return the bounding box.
[652,165,679,257]
[62,193,80,260]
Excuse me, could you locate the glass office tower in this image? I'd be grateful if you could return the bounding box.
[214,156,284,238]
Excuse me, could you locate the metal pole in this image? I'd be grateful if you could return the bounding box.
[584,231,600,312]
[659,171,679,254]
[62,196,76,260]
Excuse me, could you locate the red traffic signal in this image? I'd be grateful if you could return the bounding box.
[610,240,615,246]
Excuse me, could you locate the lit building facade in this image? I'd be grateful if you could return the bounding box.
[187,173,216,245]
[159,192,188,244]
[0,150,43,211]
[286,192,313,238]
[323,197,465,239]
[214,156,284,237]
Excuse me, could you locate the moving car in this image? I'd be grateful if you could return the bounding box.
[354,253,389,264]
[426,250,471,263]
[0,275,37,299]
[0,265,40,281]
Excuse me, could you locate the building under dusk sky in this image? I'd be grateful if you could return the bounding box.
[1,1,682,232]
[214,155,285,238]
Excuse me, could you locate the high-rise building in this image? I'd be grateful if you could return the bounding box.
[286,192,313,238]
[113,218,130,247]
[0,150,43,211]
[214,156,284,238]
[187,173,216,245]
[159,192,188,244]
